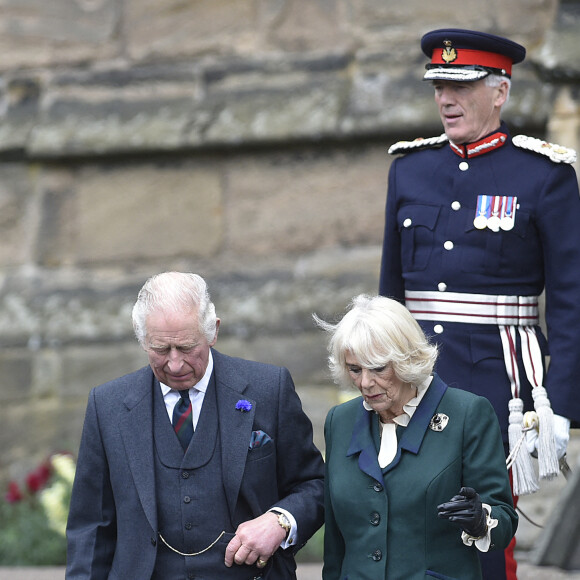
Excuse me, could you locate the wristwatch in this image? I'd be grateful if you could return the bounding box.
[270,510,291,539]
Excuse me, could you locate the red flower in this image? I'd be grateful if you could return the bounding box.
[5,481,23,503]
[26,461,51,494]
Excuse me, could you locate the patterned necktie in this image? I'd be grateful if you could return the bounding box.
[172,390,193,451]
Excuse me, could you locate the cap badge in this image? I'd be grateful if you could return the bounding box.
[441,40,457,64]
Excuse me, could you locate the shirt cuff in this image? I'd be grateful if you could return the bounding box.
[269,507,297,549]
[461,504,498,552]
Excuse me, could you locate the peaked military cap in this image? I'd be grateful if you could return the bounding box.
[421,28,526,82]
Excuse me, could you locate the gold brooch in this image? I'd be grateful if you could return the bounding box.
[429,413,449,431]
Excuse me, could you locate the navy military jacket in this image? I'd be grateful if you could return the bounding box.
[379,122,580,442]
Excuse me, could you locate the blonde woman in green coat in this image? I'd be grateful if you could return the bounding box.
[316,295,517,580]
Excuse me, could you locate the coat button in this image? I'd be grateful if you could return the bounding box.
[443,240,454,250]
[451,201,461,211]
[434,324,444,334]
[185,522,192,530]
[438,282,447,292]
[403,218,412,228]
[373,482,383,492]
[184,496,191,503]
[372,549,383,561]
[182,471,190,479]
[369,512,381,526]
[459,161,469,171]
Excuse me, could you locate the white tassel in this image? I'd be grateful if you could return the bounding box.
[532,386,559,480]
[508,398,539,496]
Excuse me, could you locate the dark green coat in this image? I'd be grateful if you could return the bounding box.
[323,374,517,580]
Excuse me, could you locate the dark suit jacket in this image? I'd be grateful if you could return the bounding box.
[323,374,517,580]
[66,349,324,579]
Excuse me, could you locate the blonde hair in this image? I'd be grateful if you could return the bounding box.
[314,294,437,389]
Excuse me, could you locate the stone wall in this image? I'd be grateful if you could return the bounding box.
[1,0,579,508]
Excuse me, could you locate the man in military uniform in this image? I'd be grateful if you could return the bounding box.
[379,28,580,580]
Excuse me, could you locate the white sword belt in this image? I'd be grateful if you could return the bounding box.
[405,289,544,415]
[405,290,560,489]
[404,290,539,326]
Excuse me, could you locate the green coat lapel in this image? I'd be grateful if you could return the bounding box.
[383,374,448,474]
[347,374,448,479]
[347,400,384,484]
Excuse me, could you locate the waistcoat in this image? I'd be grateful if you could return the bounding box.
[151,376,262,580]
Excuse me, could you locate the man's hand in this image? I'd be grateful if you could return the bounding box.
[224,511,286,568]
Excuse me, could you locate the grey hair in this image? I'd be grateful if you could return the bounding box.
[314,294,438,389]
[132,272,218,347]
[485,73,511,105]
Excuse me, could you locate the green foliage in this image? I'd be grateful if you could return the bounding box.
[0,453,75,566]
[0,498,67,565]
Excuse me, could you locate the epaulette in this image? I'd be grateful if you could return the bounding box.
[388,133,448,155]
[512,134,577,164]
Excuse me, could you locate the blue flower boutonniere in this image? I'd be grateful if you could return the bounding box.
[235,399,252,412]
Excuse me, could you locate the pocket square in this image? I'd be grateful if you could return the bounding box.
[249,430,272,449]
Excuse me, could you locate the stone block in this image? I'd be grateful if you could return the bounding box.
[0,164,38,268]
[0,77,41,152]
[124,0,255,61]
[0,0,120,70]
[216,331,329,386]
[225,144,389,255]
[211,248,380,338]
[346,0,555,44]
[59,343,147,397]
[70,163,222,263]
[31,349,62,397]
[344,65,439,134]
[531,4,580,83]
[0,397,86,484]
[204,78,347,144]
[1,271,139,347]
[0,350,33,401]
[36,170,77,268]
[259,0,346,53]
[29,64,203,156]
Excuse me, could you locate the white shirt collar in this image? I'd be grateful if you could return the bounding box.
[362,375,433,426]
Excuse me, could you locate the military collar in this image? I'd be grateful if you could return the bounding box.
[449,130,508,159]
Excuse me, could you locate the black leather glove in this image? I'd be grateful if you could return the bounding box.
[437,487,488,538]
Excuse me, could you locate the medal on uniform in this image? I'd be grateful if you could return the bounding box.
[487,196,501,232]
[473,195,489,229]
[500,196,517,230]
[474,195,517,232]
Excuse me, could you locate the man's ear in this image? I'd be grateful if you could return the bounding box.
[494,80,509,108]
[210,318,221,347]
